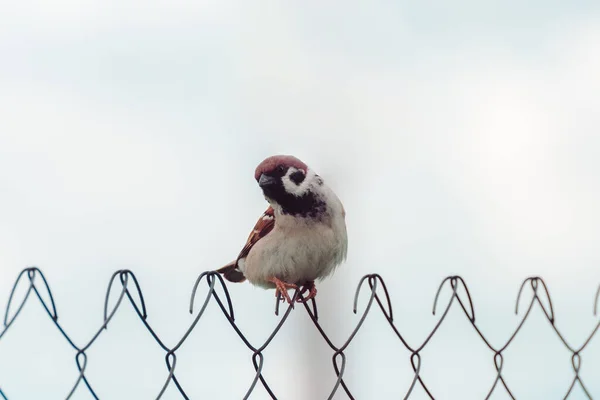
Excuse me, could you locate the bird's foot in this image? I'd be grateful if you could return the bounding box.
[268,277,298,304]
[297,281,317,303]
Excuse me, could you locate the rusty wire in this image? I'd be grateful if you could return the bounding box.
[1,267,599,399]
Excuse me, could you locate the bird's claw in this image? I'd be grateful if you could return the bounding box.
[268,277,298,304]
[297,281,317,303]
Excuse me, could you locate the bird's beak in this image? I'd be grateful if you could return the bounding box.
[258,174,277,188]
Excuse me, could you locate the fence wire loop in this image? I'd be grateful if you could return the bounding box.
[1,267,599,399]
[28,268,58,321]
[432,276,475,323]
[119,270,148,320]
[368,274,394,322]
[515,277,555,324]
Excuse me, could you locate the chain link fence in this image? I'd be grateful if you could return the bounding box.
[1,267,599,399]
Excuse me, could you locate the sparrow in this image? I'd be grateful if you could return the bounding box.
[217,155,348,304]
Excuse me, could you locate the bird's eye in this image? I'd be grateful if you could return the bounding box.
[276,165,285,174]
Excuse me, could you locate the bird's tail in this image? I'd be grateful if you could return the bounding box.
[216,261,246,283]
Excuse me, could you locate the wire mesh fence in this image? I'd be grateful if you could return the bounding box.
[1,267,599,399]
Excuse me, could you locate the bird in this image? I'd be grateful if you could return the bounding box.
[217,155,347,304]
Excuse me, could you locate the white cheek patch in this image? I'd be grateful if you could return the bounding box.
[281,168,315,196]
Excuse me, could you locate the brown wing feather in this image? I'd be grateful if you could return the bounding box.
[236,206,275,262]
[217,206,275,283]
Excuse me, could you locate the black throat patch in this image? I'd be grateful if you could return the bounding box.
[279,191,326,218]
[262,184,326,218]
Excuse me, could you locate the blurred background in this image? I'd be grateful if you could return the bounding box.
[1,0,599,399]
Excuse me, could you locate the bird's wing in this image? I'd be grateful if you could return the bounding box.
[236,206,275,262]
[217,206,275,282]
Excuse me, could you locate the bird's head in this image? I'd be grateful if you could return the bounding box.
[254,155,325,216]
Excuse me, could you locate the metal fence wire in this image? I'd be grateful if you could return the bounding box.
[1,267,599,399]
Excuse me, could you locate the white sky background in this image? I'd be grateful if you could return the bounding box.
[1,1,600,399]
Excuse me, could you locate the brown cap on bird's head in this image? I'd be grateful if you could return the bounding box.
[254,155,308,181]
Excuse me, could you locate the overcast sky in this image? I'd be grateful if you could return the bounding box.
[1,1,600,399]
